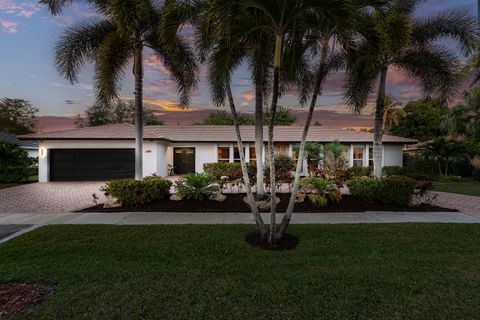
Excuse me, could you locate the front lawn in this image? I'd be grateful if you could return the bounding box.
[433,178,480,197]
[1,224,479,319]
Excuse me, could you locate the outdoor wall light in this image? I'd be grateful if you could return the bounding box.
[145,150,152,153]
[39,147,47,158]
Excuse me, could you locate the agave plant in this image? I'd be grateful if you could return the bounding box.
[175,173,220,201]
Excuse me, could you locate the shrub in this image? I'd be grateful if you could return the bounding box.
[348,166,372,177]
[322,141,349,183]
[473,168,480,181]
[377,176,416,206]
[346,177,378,204]
[437,175,463,182]
[0,141,35,183]
[451,158,472,177]
[382,166,405,177]
[203,162,243,180]
[300,177,341,204]
[308,194,328,207]
[103,177,172,207]
[176,173,220,201]
[265,155,295,186]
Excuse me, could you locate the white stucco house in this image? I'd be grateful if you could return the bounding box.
[19,123,416,182]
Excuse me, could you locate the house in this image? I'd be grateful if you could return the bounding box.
[19,123,416,182]
[0,130,39,158]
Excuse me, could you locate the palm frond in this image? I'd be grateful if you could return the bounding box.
[55,20,116,83]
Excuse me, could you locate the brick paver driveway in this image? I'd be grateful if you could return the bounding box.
[0,182,107,213]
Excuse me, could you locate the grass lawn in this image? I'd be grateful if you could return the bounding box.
[1,224,479,319]
[433,178,480,196]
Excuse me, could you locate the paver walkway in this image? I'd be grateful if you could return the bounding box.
[0,182,107,213]
[0,211,478,226]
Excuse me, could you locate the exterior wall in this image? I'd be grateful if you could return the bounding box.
[383,144,404,167]
[38,140,159,182]
[166,143,217,174]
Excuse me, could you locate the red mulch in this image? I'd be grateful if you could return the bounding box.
[0,283,53,319]
[79,194,457,213]
[246,232,299,250]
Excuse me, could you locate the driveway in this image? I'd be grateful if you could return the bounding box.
[0,182,107,213]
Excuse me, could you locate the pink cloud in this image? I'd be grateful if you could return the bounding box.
[239,88,255,102]
[0,0,40,18]
[144,53,171,76]
[0,20,17,33]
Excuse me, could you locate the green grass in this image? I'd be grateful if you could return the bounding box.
[1,224,480,319]
[433,178,480,196]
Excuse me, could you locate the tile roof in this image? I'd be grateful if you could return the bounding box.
[19,123,417,144]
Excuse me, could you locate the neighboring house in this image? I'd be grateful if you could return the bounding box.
[19,123,416,182]
[0,130,39,158]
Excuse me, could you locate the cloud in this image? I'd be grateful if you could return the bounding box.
[141,98,198,112]
[0,0,40,18]
[239,88,255,102]
[0,20,17,33]
[51,82,93,91]
[144,53,171,76]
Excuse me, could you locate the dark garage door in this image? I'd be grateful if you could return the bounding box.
[49,149,135,181]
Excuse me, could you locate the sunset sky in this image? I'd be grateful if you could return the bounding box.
[0,0,477,120]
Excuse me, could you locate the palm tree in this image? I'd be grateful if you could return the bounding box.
[378,96,405,133]
[41,0,197,180]
[344,0,478,179]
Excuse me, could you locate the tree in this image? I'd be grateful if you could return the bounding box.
[345,0,478,178]
[382,96,405,133]
[77,100,163,127]
[0,98,38,134]
[442,88,480,140]
[0,141,34,182]
[263,106,297,126]
[422,137,466,176]
[41,0,197,180]
[199,110,254,125]
[390,98,448,141]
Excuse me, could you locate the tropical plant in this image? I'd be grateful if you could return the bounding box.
[199,110,254,125]
[422,137,466,176]
[263,106,297,126]
[300,142,323,174]
[0,141,35,182]
[175,173,220,201]
[102,177,172,207]
[41,0,197,180]
[382,96,405,133]
[442,88,480,140]
[322,141,349,182]
[344,0,478,179]
[0,98,38,134]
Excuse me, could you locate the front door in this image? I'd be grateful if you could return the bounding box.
[174,148,195,174]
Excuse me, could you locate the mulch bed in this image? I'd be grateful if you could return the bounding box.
[246,232,299,250]
[80,194,457,213]
[0,283,54,319]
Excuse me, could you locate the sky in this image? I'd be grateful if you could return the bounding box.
[0,0,477,120]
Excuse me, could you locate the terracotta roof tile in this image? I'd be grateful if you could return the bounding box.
[19,123,417,144]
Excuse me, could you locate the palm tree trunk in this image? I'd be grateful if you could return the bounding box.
[373,65,388,179]
[278,37,329,238]
[226,86,268,237]
[254,81,265,199]
[267,32,282,243]
[133,43,144,180]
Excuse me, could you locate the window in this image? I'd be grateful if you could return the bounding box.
[249,146,257,164]
[368,147,374,167]
[233,146,245,163]
[218,147,230,163]
[353,146,364,167]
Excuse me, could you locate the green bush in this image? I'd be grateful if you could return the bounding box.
[0,141,35,183]
[103,177,172,207]
[308,194,328,207]
[451,158,472,177]
[473,168,480,181]
[437,175,463,182]
[176,173,220,201]
[347,177,378,204]
[377,176,416,206]
[382,166,405,176]
[348,166,372,177]
[300,177,341,204]
[203,162,243,180]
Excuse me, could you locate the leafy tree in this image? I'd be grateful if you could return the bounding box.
[390,98,449,141]
[200,110,254,125]
[41,0,197,180]
[345,0,478,178]
[263,106,297,126]
[0,141,34,182]
[0,98,38,134]
[77,100,163,127]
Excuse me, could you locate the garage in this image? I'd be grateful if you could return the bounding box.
[49,149,135,181]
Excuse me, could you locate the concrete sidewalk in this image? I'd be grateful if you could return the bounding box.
[0,211,479,225]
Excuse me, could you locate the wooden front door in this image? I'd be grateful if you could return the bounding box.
[173,148,195,174]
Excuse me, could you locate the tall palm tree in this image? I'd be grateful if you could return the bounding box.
[41,0,197,180]
[344,0,478,179]
[378,96,405,133]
